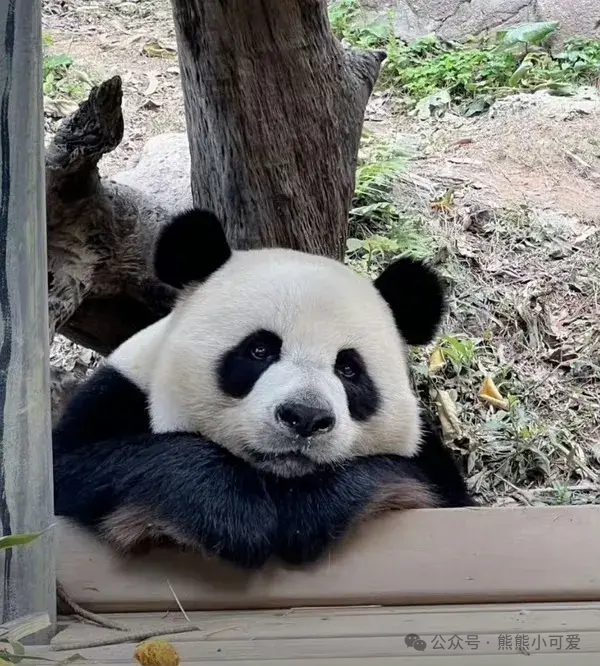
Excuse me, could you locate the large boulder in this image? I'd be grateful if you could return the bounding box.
[356,0,599,48]
[111,132,193,214]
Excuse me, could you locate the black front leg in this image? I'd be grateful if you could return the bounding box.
[54,433,279,569]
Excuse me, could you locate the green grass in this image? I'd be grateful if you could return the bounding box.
[0,528,53,659]
[344,131,437,275]
[329,0,600,115]
[42,33,91,100]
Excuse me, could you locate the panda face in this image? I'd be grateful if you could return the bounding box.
[148,247,423,477]
[215,326,383,476]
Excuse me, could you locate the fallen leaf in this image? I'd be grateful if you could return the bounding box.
[451,138,473,147]
[142,39,176,58]
[72,70,94,87]
[434,389,461,440]
[345,238,363,252]
[140,99,162,111]
[479,376,509,410]
[428,348,445,373]
[144,72,159,97]
[44,97,79,119]
[55,655,88,665]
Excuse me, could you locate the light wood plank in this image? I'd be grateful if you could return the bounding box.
[32,631,600,661]
[0,0,54,640]
[21,652,599,666]
[27,603,600,663]
[56,505,600,611]
[53,602,600,644]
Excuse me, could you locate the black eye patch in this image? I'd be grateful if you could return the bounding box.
[335,348,380,421]
[218,330,282,398]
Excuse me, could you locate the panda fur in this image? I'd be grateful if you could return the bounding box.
[53,208,475,570]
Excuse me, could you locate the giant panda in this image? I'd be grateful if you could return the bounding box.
[53,208,474,570]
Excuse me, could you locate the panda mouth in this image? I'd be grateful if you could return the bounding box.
[245,448,317,476]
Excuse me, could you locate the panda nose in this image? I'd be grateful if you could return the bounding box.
[276,402,336,437]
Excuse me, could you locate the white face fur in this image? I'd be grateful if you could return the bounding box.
[138,247,424,477]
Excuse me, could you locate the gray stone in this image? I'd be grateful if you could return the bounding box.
[111,131,193,214]
[355,0,599,48]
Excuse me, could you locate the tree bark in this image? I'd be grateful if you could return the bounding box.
[0,0,55,640]
[46,75,177,352]
[171,0,384,260]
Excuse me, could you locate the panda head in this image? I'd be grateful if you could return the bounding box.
[148,208,445,478]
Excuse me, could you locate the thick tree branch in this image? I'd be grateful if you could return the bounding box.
[46,75,177,347]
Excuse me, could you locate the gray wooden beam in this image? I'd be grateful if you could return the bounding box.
[0,0,56,641]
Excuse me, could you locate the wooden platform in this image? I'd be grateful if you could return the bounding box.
[22,506,600,663]
[56,505,600,611]
[27,602,600,664]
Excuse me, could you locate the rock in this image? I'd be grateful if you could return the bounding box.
[352,0,599,49]
[111,131,192,214]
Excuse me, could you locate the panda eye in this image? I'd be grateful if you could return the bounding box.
[335,349,362,381]
[250,344,269,360]
[338,363,356,379]
[242,330,282,364]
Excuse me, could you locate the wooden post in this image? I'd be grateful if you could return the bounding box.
[0,0,56,641]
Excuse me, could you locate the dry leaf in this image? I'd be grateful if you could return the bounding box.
[574,227,598,245]
[135,640,180,666]
[428,348,446,373]
[44,97,79,119]
[73,69,94,87]
[55,655,88,665]
[144,72,159,97]
[435,389,461,440]
[479,376,509,410]
[140,99,162,111]
[142,39,176,58]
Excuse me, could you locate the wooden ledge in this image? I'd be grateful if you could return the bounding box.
[56,505,600,612]
[32,602,600,663]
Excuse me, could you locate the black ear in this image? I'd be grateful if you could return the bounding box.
[373,257,445,346]
[154,208,232,289]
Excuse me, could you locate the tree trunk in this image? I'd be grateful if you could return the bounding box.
[0,0,55,640]
[171,0,384,260]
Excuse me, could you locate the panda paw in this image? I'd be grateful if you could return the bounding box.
[271,455,440,566]
[269,468,375,566]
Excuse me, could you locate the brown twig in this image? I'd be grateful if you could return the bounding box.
[166,579,190,623]
[56,581,129,632]
[51,623,200,651]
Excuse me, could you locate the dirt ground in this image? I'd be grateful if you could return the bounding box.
[42,0,600,506]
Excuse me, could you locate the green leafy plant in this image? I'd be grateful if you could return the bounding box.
[350,134,409,227]
[346,221,436,276]
[0,532,47,551]
[329,0,392,47]
[438,335,480,374]
[0,529,54,664]
[344,132,436,274]
[42,50,91,100]
[328,2,600,115]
